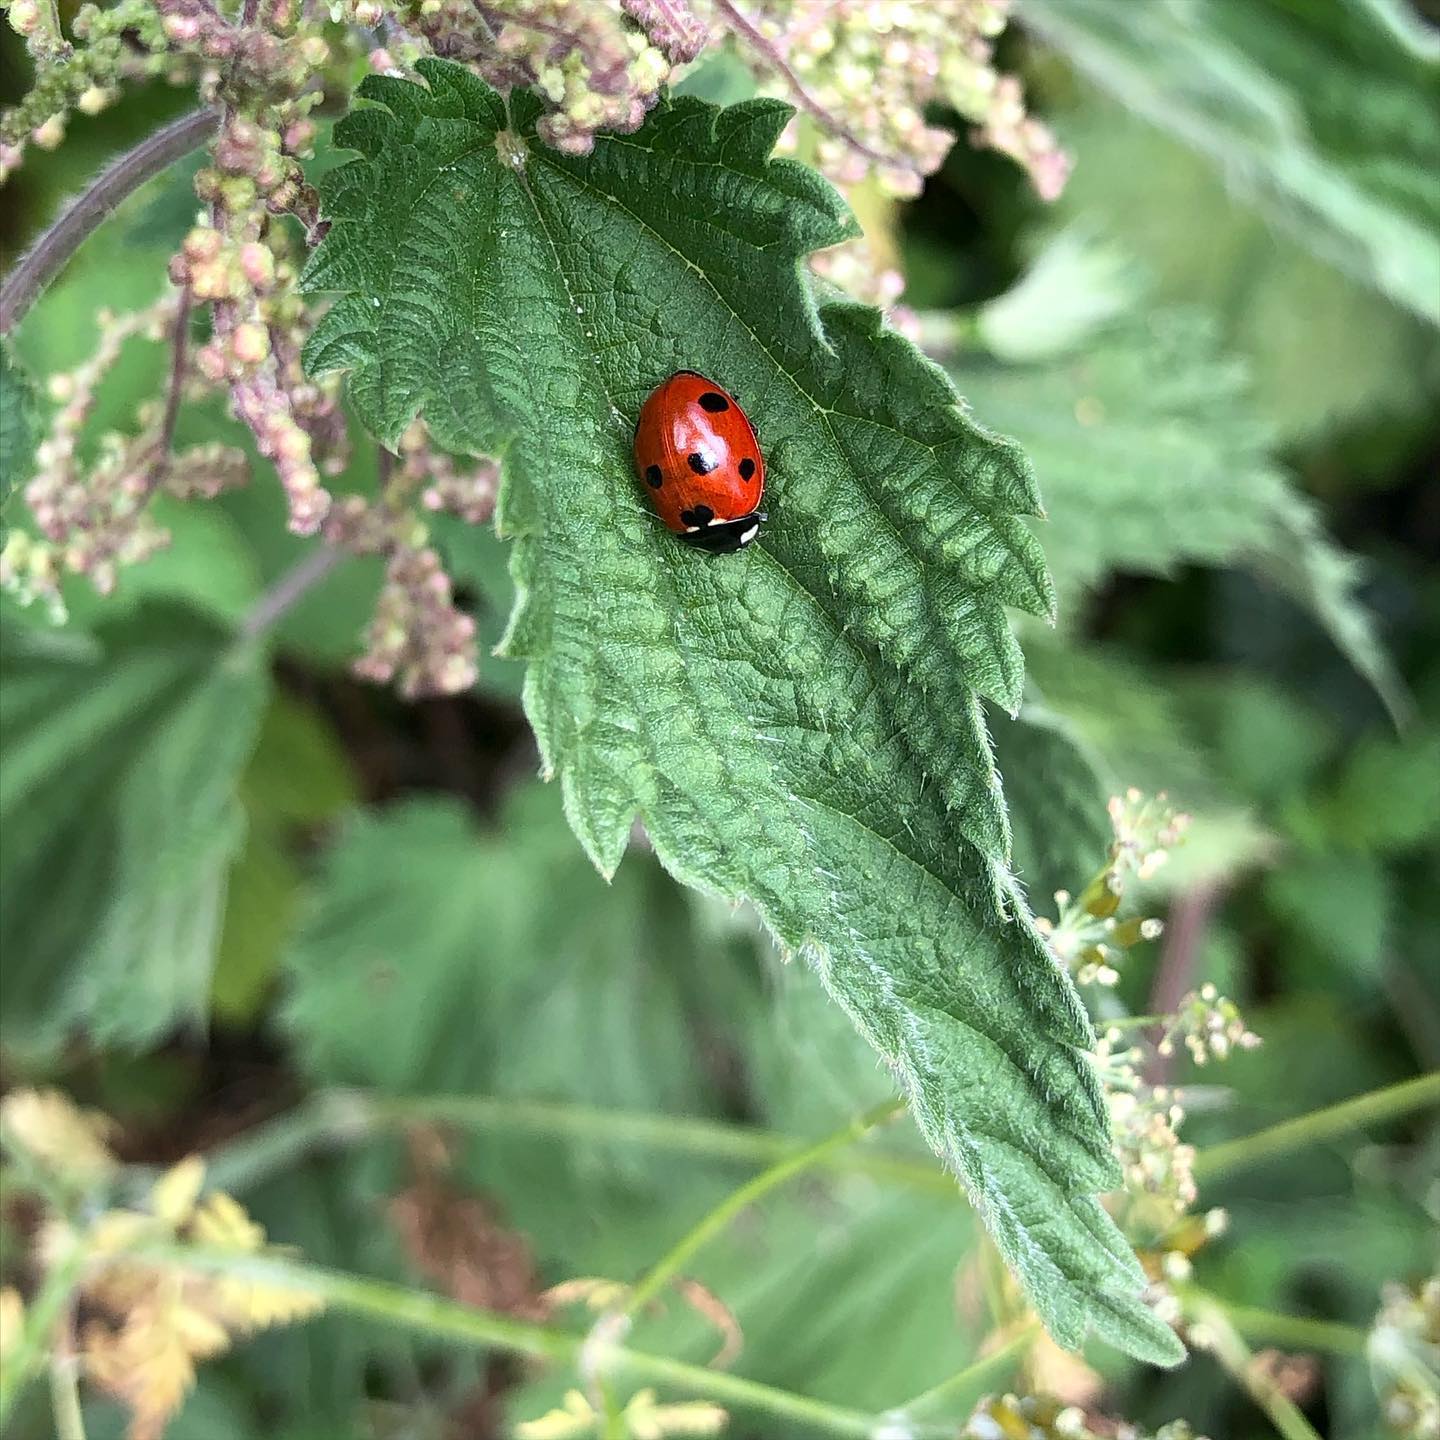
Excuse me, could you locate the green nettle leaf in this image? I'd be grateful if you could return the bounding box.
[1253,490,1410,727]
[281,787,773,1299]
[953,299,1407,722]
[0,607,267,1051]
[953,309,1283,608]
[283,786,739,1124]
[301,63,1181,1362]
[1323,728,1440,854]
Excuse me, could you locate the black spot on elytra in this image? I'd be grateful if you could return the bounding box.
[644,464,663,488]
[698,391,729,412]
[680,504,715,528]
[738,457,756,480]
[687,451,717,475]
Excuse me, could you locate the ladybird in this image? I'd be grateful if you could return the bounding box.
[633,371,765,552]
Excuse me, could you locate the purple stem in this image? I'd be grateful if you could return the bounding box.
[240,543,343,640]
[711,0,916,175]
[1147,880,1224,1084]
[0,108,220,336]
[150,285,194,481]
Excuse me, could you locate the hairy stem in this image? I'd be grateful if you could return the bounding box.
[1195,1071,1440,1181]
[204,1088,955,1200]
[199,1072,1440,1219]
[0,109,219,336]
[35,0,69,55]
[621,1099,904,1322]
[1187,1294,1325,1440]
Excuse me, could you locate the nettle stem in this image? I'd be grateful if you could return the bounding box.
[128,1246,938,1439]
[1187,1293,1326,1440]
[895,1322,1039,1420]
[711,0,917,178]
[204,1089,953,1199]
[238,543,344,641]
[48,1301,86,1440]
[620,1098,905,1322]
[1195,1071,1440,1181]
[0,108,219,336]
[1206,1297,1367,1357]
[0,1237,89,1423]
[203,1070,1440,1206]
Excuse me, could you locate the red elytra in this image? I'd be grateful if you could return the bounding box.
[633,371,765,552]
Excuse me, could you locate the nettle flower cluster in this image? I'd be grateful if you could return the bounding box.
[0,1090,322,1440]
[1036,789,1190,986]
[1369,1276,1440,1439]
[2,0,1064,696]
[1039,792,1259,1325]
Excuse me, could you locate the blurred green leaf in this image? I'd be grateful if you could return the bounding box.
[58,650,267,1046]
[0,340,39,513]
[743,929,900,1136]
[1045,98,1438,446]
[212,821,302,1025]
[992,705,1112,912]
[122,151,206,249]
[1021,637,1276,890]
[273,785,763,1411]
[1323,728,1440,853]
[282,783,753,1121]
[952,307,1286,608]
[671,47,761,106]
[1026,0,1440,327]
[239,690,359,824]
[0,607,267,1052]
[974,228,1139,362]
[279,782,1002,1415]
[237,1153,457,1429]
[1265,850,1391,979]
[1182,678,1335,811]
[509,1179,978,1434]
[1253,490,1411,727]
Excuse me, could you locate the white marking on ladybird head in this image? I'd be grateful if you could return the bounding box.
[738,523,759,545]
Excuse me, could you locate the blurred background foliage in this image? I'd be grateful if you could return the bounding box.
[1,1,1438,1437]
